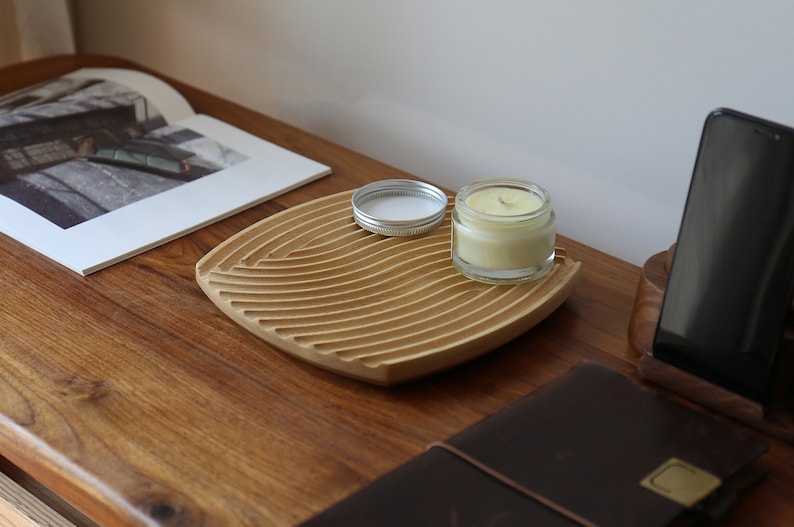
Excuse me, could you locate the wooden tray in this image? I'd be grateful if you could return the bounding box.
[196,190,581,386]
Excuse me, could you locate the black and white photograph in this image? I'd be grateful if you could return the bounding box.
[0,76,247,229]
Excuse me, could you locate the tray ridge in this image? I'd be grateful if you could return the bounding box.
[196,189,581,385]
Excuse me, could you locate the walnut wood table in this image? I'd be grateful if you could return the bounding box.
[0,55,791,526]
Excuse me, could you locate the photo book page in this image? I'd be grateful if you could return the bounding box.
[0,67,332,275]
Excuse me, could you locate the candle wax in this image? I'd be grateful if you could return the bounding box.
[452,183,555,276]
[464,187,543,216]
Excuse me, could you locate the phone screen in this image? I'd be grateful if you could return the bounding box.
[653,108,794,403]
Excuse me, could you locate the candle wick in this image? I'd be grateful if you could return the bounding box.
[497,195,506,205]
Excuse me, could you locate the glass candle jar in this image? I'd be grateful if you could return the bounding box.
[451,178,556,284]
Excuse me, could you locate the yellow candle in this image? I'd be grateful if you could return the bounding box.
[464,187,544,216]
[451,179,556,284]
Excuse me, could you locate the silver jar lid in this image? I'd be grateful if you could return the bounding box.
[352,179,448,236]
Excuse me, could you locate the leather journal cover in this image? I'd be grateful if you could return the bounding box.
[300,361,768,527]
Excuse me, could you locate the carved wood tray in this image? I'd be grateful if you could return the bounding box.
[196,190,581,386]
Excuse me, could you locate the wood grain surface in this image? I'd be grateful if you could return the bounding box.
[0,55,792,526]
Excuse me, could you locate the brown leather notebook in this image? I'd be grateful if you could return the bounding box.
[299,362,767,527]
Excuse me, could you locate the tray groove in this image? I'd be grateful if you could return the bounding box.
[196,189,581,385]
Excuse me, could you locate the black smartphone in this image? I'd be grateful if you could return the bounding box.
[653,107,794,404]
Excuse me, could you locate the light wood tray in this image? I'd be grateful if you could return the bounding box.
[196,190,581,386]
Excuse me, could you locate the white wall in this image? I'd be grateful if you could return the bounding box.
[1,0,75,67]
[73,0,794,264]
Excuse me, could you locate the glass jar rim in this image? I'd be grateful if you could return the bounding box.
[455,178,552,222]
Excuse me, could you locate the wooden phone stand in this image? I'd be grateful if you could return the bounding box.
[629,246,794,443]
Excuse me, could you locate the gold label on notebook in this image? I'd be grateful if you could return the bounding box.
[640,457,722,507]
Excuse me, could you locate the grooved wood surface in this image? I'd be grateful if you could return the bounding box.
[196,191,580,385]
[0,55,792,527]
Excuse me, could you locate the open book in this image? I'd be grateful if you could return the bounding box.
[0,68,331,275]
